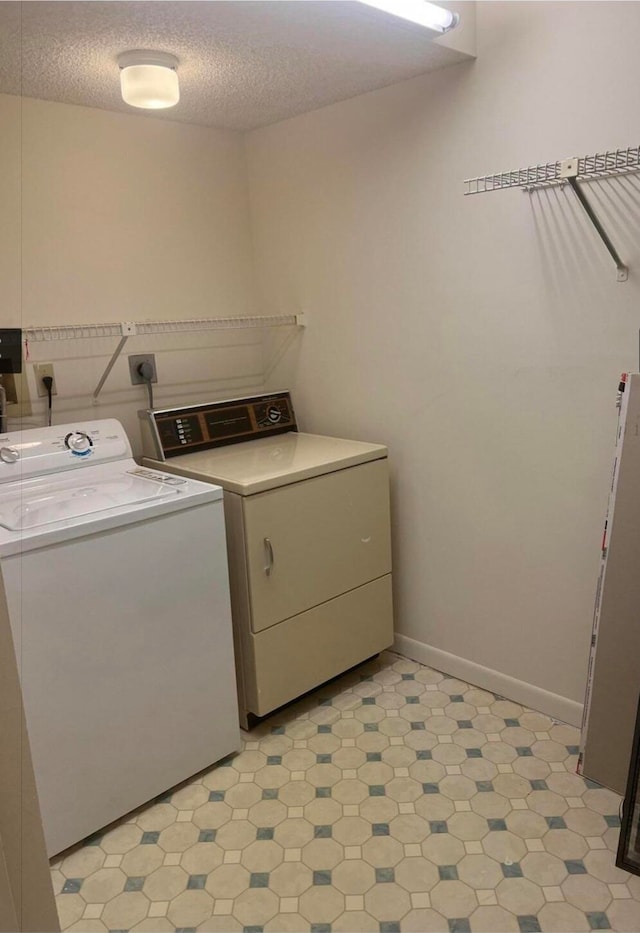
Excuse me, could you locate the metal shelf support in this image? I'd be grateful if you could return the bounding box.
[23,314,306,400]
[561,162,628,282]
[464,144,639,282]
[92,333,132,400]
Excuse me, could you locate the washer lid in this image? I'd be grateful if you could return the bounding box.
[0,471,179,531]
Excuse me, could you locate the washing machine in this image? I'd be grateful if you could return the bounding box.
[140,392,394,727]
[0,419,240,855]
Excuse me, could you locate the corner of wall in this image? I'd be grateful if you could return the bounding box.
[435,0,476,59]
[394,633,584,728]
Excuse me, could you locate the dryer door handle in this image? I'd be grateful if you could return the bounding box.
[264,537,274,577]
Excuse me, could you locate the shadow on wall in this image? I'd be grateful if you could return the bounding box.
[530,173,640,360]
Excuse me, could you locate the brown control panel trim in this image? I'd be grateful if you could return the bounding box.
[153,392,297,458]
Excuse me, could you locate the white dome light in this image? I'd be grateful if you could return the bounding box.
[118,51,180,110]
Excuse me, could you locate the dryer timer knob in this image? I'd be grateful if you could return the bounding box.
[0,446,19,463]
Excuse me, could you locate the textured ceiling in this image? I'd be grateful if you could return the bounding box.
[0,1,471,131]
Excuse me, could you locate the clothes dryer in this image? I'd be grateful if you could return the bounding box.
[140,393,394,727]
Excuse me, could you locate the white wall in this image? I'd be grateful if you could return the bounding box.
[2,94,265,453]
[245,1,640,723]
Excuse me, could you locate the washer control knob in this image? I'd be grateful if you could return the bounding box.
[266,405,282,423]
[0,446,19,463]
[65,431,92,453]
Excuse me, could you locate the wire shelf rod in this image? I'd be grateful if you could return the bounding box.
[23,313,302,343]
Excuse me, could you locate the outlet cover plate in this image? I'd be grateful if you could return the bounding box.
[128,354,158,385]
[34,363,57,397]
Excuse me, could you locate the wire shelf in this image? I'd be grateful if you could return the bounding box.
[579,146,640,180]
[22,313,305,400]
[23,313,302,342]
[464,161,563,195]
[464,145,640,195]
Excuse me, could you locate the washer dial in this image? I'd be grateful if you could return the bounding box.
[65,431,93,454]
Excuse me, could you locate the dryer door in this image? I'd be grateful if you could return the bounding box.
[243,458,391,633]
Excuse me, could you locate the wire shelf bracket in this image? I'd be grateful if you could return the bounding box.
[464,145,640,282]
[23,313,306,400]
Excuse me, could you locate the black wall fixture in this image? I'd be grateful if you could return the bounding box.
[0,329,22,374]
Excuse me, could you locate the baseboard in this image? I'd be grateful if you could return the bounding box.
[393,634,583,728]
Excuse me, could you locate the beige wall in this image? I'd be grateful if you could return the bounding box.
[20,97,255,326]
[246,1,640,722]
[2,94,264,454]
[0,95,21,326]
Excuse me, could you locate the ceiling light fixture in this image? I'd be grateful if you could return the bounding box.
[118,51,180,110]
[357,0,459,33]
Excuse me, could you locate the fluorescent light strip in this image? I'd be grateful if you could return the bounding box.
[357,0,458,33]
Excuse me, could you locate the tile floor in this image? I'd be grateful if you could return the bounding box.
[51,652,640,933]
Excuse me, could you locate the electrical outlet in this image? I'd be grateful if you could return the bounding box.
[34,363,57,398]
[128,354,158,386]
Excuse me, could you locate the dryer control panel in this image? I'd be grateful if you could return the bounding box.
[139,392,297,460]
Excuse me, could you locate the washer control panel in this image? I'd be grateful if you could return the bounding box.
[141,392,297,460]
[0,419,131,482]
